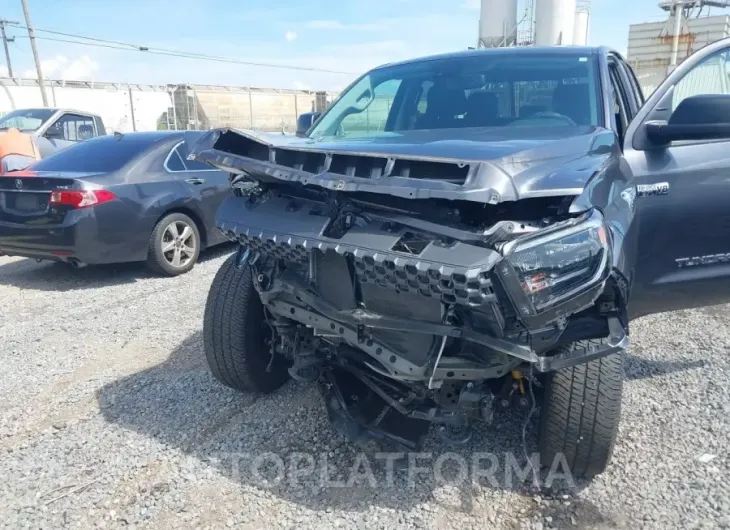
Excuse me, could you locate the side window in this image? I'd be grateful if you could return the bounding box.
[165,147,186,172]
[608,62,630,140]
[340,79,402,134]
[672,49,730,111]
[416,81,434,116]
[50,114,96,142]
[175,141,215,171]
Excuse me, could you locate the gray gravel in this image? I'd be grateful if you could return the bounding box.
[1,248,728,529]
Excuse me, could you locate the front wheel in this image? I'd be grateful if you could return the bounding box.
[147,212,201,276]
[202,254,290,393]
[538,341,624,478]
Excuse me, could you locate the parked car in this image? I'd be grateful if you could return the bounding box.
[0,130,232,275]
[189,37,730,478]
[0,108,107,171]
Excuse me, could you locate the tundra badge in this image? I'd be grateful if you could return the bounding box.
[676,253,730,268]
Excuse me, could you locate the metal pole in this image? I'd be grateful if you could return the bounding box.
[128,85,137,131]
[171,87,178,130]
[48,78,56,106]
[0,20,17,77]
[20,0,48,106]
[669,1,684,74]
[248,89,254,129]
[192,88,198,129]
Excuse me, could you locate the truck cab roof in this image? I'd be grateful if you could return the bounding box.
[374,45,623,72]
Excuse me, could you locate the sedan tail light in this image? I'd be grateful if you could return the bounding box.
[49,189,117,209]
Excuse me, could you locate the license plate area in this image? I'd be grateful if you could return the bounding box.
[2,192,48,214]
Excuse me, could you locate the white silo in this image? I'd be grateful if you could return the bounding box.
[573,1,591,46]
[534,0,577,46]
[479,0,519,47]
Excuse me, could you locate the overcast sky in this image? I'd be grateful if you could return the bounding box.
[0,0,681,90]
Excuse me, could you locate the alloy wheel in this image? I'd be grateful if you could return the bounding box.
[161,220,196,268]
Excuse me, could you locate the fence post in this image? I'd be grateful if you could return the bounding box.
[128,84,137,131]
[294,94,298,127]
[171,87,178,130]
[192,87,198,129]
[248,89,254,129]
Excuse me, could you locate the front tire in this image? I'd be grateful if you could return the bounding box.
[147,212,201,276]
[202,254,290,393]
[538,341,624,478]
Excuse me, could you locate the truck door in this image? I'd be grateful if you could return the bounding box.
[37,113,98,157]
[622,38,730,319]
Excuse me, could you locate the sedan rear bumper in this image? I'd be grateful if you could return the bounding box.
[0,211,134,265]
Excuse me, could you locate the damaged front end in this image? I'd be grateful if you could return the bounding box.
[191,128,628,451]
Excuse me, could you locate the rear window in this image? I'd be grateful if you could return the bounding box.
[29,134,169,173]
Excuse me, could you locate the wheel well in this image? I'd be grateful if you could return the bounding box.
[156,208,208,248]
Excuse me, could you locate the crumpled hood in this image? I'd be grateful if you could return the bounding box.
[189,125,618,204]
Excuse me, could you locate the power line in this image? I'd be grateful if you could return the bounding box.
[7,23,356,75]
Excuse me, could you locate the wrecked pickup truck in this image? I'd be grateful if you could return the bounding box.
[190,40,730,478]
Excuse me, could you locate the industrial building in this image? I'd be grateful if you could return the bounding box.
[627,1,730,95]
[3,0,730,132]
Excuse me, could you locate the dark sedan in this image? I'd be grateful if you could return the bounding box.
[0,130,232,275]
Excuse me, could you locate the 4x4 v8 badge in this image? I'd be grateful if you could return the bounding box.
[637,182,669,197]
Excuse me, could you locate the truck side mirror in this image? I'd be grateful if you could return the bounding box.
[296,112,321,137]
[646,94,730,144]
[44,124,64,140]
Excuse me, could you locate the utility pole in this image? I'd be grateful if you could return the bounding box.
[0,19,17,77]
[668,0,684,74]
[20,0,48,106]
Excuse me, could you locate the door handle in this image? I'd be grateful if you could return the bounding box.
[186,178,205,185]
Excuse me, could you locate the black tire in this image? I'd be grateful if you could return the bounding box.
[202,254,290,393]
[538,340,624,478]
[147,212,201,276]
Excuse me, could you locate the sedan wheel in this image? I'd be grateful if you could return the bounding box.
[147,212,201,276]
[162,221,196,269]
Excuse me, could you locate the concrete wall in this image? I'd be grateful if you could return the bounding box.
[0,78,339,134]
[0,79,170,133]
[192,89,319,132]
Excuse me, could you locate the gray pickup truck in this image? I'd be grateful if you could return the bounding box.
[190,38,730,478]
[0,107,106,171]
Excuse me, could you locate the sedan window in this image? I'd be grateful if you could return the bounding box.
[165,147,186,172]
[29,134,160,173]
[166,142,217,172]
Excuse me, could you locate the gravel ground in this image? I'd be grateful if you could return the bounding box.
[0,247,728,530]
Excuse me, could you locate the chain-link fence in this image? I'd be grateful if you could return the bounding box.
[0,77,339,134]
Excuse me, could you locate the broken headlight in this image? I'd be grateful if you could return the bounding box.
[499,210,610,314]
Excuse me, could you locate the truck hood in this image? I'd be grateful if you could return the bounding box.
[189,126,618,204]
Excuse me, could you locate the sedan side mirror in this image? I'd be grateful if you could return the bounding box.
[646,94,730,144]
[296,112,321,137]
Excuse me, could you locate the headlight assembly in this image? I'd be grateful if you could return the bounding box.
[498,210,610,315]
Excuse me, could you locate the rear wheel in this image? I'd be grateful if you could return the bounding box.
[202,254,290,393]
[538,341,624,478]
[147,213,201,276]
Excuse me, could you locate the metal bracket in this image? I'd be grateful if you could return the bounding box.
[235,247,251,271]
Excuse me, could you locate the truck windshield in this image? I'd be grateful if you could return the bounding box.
[309,52,602,139]
[0,108,55,132]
